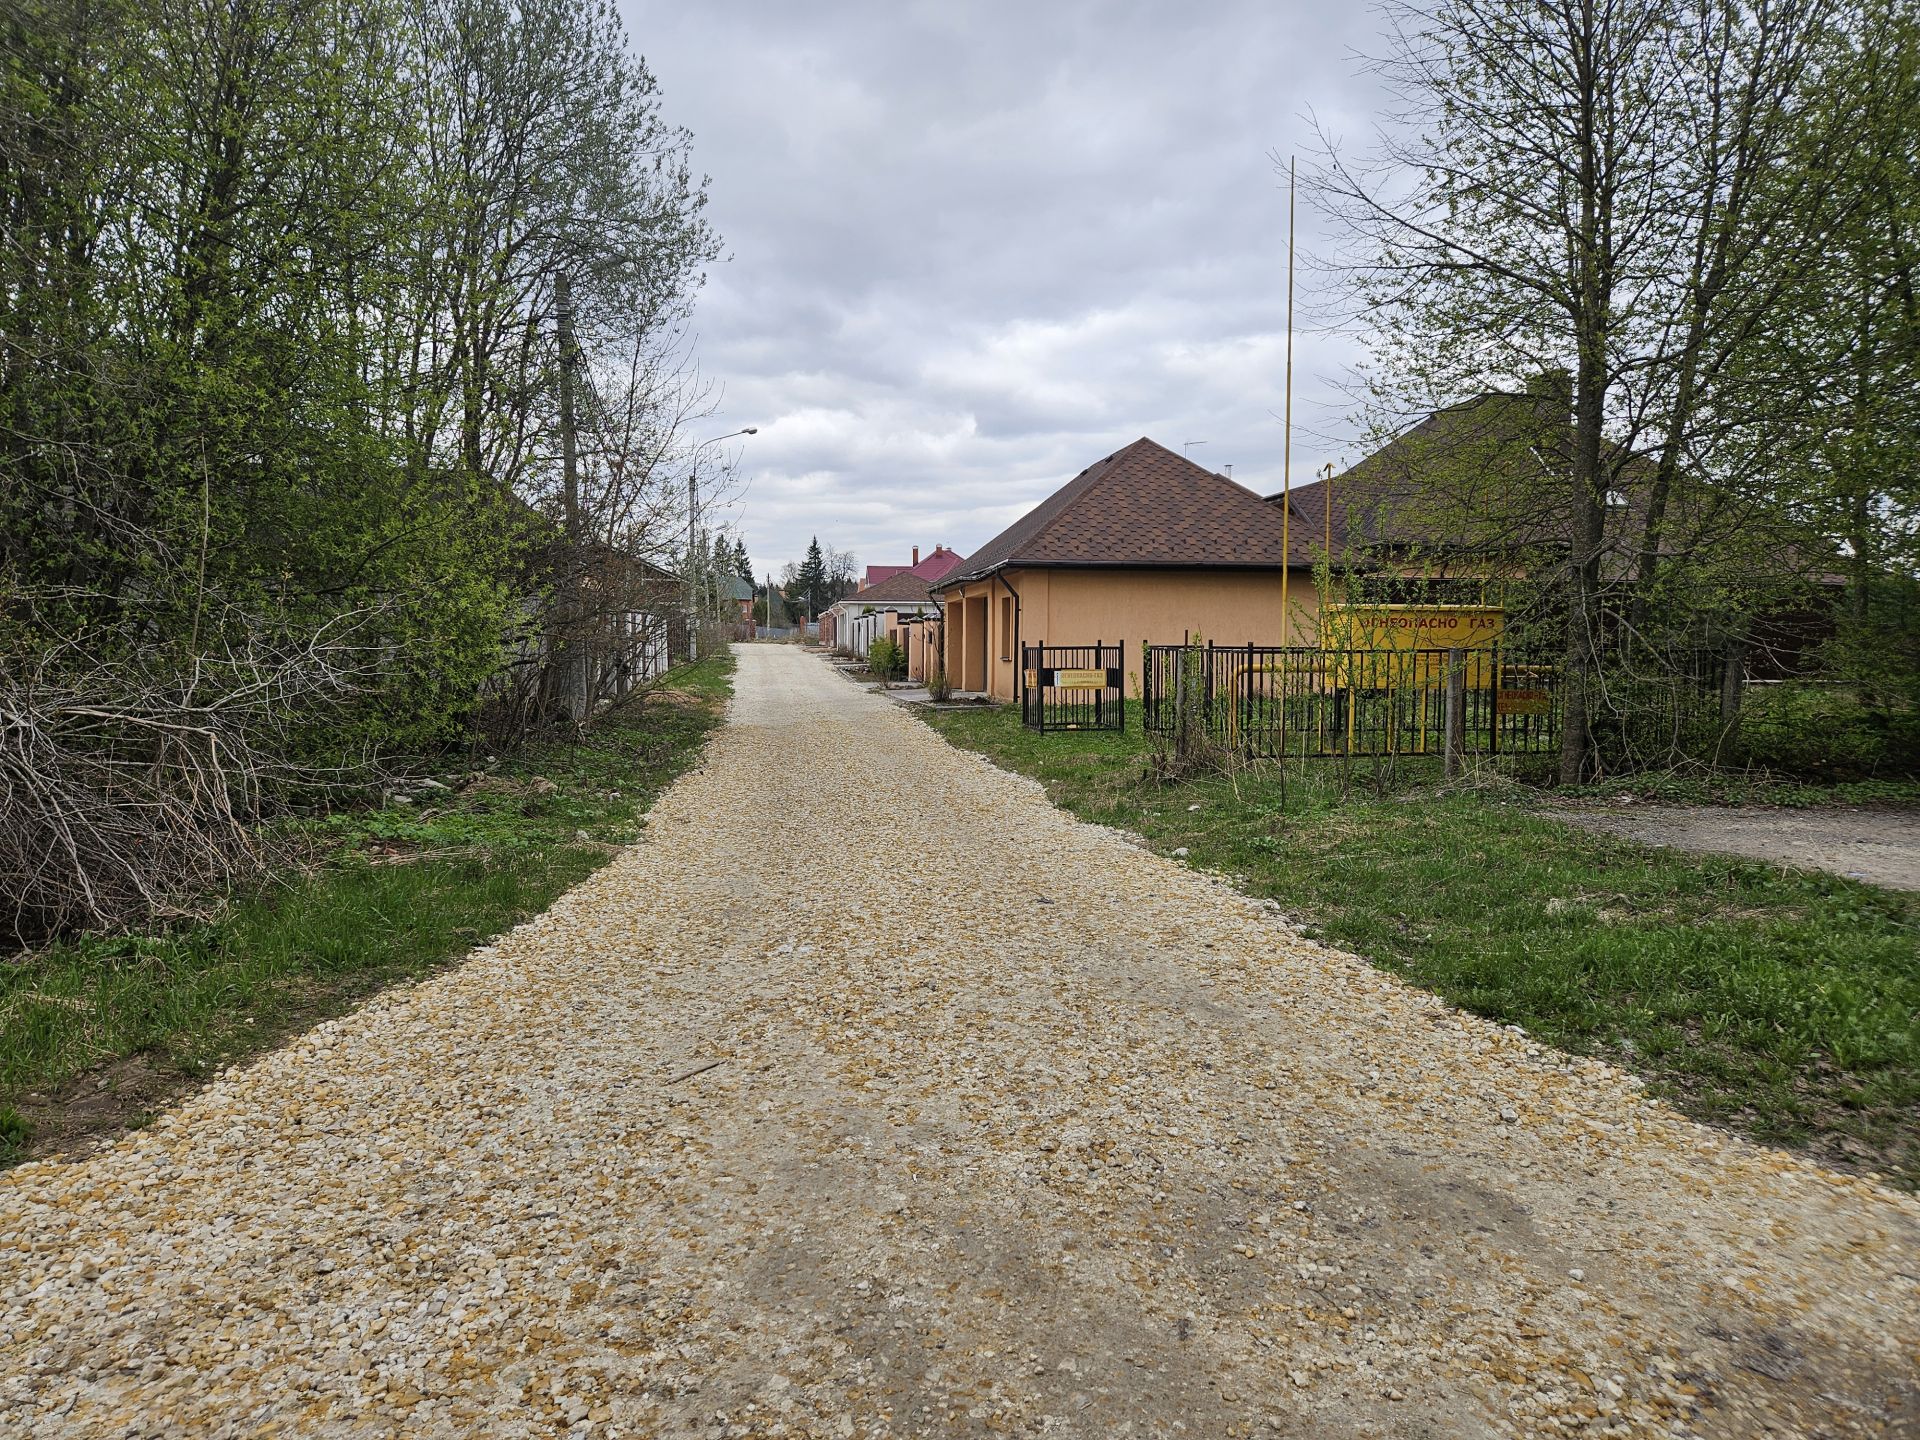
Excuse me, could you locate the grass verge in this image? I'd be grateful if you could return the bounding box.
[921,703,1920,1189]
[1,653,734,1166]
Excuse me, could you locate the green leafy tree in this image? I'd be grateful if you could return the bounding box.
[0,0,725,937]
[1740,0,1920,707]
[1320,0,1845,779]
[0,0,719,750]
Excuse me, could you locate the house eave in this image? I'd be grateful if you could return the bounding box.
[935,558,1312,590]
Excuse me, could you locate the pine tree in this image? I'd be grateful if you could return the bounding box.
[731,538,754,585]
[794,537,827,618]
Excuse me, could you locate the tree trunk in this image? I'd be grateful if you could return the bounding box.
[1559,401,1608,785]
[1560,29,1611,788]
[1719,632,1748,724]
[552,271,589,722]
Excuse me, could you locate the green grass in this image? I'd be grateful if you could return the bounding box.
[1,654,733,1162]
[0,1106,28,1166]
[923,703,1920,1188]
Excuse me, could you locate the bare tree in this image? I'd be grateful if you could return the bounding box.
[400,0,718,492]
[823,546,860,604]
[1317,0,1837,779]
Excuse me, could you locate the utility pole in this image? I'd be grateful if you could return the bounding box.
[555,272,588,720]
[686,471,698,661]
[679,428,757,659]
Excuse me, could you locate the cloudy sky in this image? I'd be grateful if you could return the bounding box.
[625,0,1388,577]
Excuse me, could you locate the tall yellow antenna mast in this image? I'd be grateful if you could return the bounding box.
[1324,462,1334,566]
[1282,155,1295,642]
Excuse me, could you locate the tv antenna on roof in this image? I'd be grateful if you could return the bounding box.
[1183,440,1207,457]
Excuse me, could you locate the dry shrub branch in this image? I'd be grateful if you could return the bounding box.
[1,601,381,946]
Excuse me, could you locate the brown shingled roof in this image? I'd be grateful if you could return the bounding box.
[1268,390,1841,584]
[843,568,941,604]
[1266,391,1575,558]
[937,437,1313,589]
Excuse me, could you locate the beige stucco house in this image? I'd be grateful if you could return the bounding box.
[933,438,1317,701]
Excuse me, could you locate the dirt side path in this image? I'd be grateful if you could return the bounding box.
[3,644,1915,1439]
[1551,804,1920,892]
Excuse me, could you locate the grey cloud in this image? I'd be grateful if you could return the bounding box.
[626,0,1385,572]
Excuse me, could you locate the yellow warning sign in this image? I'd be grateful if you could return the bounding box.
[1052,668,1109,690]
[1322,606,1504,687]
[1497,688,1552,716]
[1322,604,1505,650]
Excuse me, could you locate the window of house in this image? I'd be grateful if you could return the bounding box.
[1000,597,1012,660]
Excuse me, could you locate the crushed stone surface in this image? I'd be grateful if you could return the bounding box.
[2,643,1916,1438]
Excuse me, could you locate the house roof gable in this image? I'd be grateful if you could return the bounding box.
[1268,388,1841,582]
[937,437,1312,588]
[906,546,965,582]
[844,569,942,604]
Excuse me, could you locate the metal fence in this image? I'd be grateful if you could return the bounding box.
[1141,642,1560,759]
[1586,652,1732,767]
[1021,643,1125,732]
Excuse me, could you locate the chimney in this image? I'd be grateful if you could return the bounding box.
[912,546,920,565]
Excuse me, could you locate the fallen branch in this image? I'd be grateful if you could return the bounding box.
[664,1058,727,1086]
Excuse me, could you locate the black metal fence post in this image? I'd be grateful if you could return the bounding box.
[1133,642,1562,760]
[1141,638,1152,729]
[1488,645,1501,755]
[1098,641,1113,733]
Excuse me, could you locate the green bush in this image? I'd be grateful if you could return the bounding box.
[868,635,906,682]
[0,1108,29,1165]
[1735,683,1920,779]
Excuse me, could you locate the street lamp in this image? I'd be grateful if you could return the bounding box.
[687,428,757,656]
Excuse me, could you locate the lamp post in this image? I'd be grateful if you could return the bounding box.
[685,427,756,656]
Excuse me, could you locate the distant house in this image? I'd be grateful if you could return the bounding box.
[585,550,687,695]
[932,438,1313,700]
[1272,381,1628,588]
[515,537,688,717]
[860,544,965,591]
[725,575,755,621]
[824,567,946,659]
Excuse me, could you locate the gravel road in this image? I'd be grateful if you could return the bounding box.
[3,644,1916,1438]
